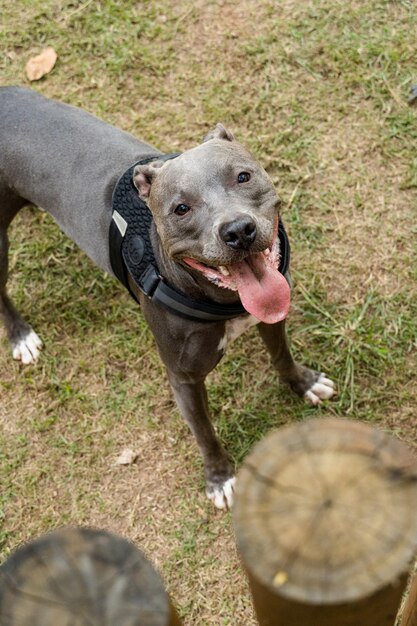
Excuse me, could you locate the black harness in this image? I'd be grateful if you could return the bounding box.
[109,154,290,323]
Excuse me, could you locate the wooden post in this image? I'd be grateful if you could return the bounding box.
[0,527,182,626]
[401,571,417,626]
[233,418,417,626]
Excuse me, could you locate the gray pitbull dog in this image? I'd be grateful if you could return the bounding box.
[0,87,335,508]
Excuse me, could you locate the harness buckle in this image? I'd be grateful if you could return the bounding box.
[140,265,161,298]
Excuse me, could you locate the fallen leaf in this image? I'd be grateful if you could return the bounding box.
[25,46,57,81]
[115,448,139,465]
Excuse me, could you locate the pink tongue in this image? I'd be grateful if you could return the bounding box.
[230,254,290,323]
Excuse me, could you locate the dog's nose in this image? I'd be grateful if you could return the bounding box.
[219,217,257,250]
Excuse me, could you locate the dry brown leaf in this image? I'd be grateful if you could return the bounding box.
[25,46,57,81]
[115,448,139,466]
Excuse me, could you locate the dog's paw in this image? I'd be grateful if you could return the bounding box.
[206,477,235,510]
[12,330,43,365]
[304,373,335,406]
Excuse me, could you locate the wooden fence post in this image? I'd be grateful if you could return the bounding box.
[233,418,417,626]
[0,526,182,626]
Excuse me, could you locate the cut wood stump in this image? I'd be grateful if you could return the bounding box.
[401,568,417,626]
[0,527,182,626]
[233,418,417,626]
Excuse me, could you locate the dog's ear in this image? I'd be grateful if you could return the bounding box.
[133,160,165,200]
[203,123,234,143]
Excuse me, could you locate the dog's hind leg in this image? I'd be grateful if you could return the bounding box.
[0,189,43,364]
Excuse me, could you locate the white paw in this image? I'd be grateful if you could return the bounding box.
[12,330,43,365]
[304,374,335,406]
[207,477,236,510]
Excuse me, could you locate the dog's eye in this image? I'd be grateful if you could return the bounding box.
[174,203,191,216]
[237,172,251,183]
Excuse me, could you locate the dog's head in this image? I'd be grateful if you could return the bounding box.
[133,124,290,323]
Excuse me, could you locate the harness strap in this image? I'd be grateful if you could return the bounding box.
[126,270,249,322]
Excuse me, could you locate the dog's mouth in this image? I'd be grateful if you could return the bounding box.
[182,219,290,324]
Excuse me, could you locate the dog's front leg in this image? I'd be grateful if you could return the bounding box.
[258,320,335,405]
[143,302,235,508]
[166,370,235,509]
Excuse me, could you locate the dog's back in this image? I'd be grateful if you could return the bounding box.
[0,86,159,272]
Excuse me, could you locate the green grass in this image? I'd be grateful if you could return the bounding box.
[1,1,417,624]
